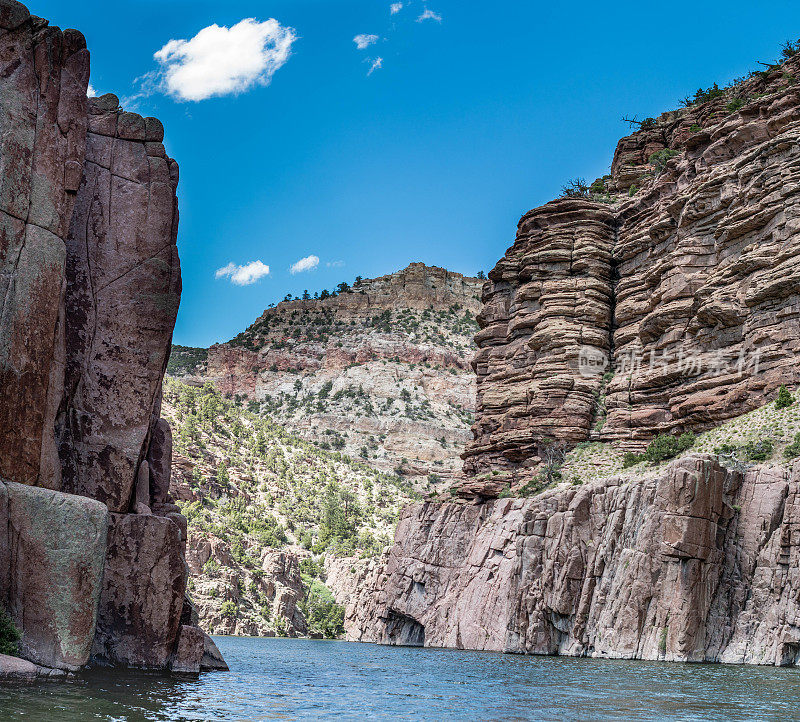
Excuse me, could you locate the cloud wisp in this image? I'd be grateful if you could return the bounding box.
[390,3,403,14]
[417,8,443,22]
[154,18,297,101]
[215,260,271,285]
[367,57,383,75]
[353,33,379,50]
[290,255,320,274]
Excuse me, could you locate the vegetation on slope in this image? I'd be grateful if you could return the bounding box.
[487,386,800,498]
[162,378,418,637]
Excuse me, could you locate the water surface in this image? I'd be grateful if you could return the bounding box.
[1,636,797,720]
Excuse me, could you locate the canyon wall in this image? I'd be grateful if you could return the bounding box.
[347,53,800,664]
[346,455,800,666]
[0,0,223,676]
[462,57,800,489]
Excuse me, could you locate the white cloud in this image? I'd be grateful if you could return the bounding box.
[326,260,345,268]
[87,83,97,97]
[290,255,320,274]
[353,33,379,50]
[390,3,403,14]
[154,18,296,101]
[417,8,442,22]
[215,260,271,285]
[367,57,383,75]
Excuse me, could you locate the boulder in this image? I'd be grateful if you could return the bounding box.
[1,482,107,671]
[200,632,228,671]
[0,653,69,681]
[170,624,204,674]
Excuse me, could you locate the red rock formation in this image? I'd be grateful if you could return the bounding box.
[347,54,800,667]
[0,4,89,488]
[59,94,180,513]
[0,0,222,674]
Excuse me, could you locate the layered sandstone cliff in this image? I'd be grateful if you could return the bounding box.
[344,51,800,666]
[0,0,223,676]
[462,58,800,489]
[174,263,481,488]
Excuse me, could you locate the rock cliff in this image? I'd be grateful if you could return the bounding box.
[344,49,800,666]
[346,453,800,666]
[0,0,224,676]
[173,263,481,489]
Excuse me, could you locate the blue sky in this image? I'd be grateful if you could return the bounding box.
[35,0,799,347]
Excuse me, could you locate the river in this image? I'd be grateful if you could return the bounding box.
[1,636,797,720]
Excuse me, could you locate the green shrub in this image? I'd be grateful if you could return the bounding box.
[726,97,746,113]
[622,451,642,469]
[743,439,774,462]
[648,149,679,173]
[0,606,20,657]
[645,434,681,463]
[626,432,696,467]
[299,580,345,639]
[784,434,800,460]
[776,385,794,410]
[715,443,738,456]
[220,600,238,618]
[589,178,606,194]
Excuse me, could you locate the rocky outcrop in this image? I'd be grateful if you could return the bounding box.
[346,455,800,666]
[352,52,800,666]
[176,263,481,488]
[462,58,800,489]
[0,0,222,675]
[185,532,308,637]
[92,514,187,668]
[0,653,70,681]
[0,2,89,489]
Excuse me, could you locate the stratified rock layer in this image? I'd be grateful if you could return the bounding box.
[346,455,800,666]
[462,59,800,490]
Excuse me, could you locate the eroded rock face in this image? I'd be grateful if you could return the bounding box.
[462,60,800,491]
[346,455,800,666]
[0,2,89,489]
[0,1,221,674]
[462,202,614,481]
